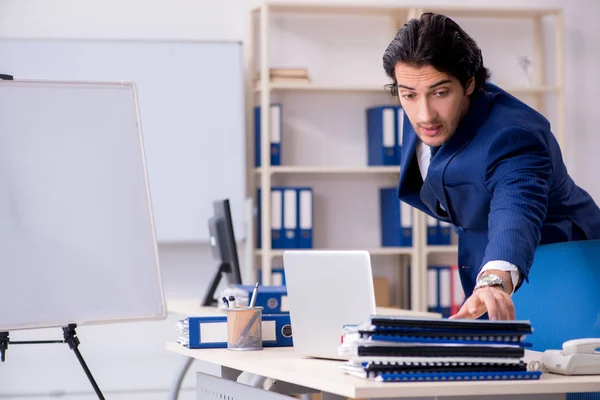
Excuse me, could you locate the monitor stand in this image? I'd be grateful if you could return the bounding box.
[201,262,232,307]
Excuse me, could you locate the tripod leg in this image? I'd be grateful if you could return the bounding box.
[0,332,8,362]
[62,325,105,400]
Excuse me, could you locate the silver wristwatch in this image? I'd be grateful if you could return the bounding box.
[474,273,510,294]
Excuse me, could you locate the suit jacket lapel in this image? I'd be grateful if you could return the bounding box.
[423,140,469,220]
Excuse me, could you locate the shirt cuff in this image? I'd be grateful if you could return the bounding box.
[477,260,520,295]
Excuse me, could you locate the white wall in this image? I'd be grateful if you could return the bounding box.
[0,0,598,398]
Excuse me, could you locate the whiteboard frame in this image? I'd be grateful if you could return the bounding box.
[0,79,167,331]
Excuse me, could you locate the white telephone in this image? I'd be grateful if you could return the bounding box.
[541,338,600,375]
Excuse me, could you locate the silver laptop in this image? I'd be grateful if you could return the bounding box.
[282,250,377,360]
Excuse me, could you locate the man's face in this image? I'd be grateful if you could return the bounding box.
[394,63,474,147]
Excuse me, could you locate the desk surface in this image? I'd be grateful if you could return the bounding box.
[165,343,600,399]
[166,299,442,319]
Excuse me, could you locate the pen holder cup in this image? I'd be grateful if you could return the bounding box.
[226,306,263,351]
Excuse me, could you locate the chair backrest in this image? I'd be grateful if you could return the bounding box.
[512,240,600,352]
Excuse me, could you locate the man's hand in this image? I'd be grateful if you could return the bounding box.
[449,270,515,321]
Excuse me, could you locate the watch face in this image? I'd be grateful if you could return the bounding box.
[480,274,501,284]
[476,274,507,293]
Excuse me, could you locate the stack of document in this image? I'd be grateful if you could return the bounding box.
[338,316,542,382]
[175,318,190,347]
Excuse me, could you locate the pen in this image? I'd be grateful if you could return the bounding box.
[249,282,259,308]
[221,296,229,308]
[228,295,237,308]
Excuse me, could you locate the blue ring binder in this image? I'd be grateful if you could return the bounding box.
[375,370,542,383]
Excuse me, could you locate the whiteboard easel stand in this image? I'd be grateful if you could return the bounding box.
[0,324,106,399]
[0,74,107,398]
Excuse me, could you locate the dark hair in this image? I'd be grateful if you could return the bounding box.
[383,13,490,97]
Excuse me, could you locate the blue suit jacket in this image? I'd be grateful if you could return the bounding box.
[397,83,600,297]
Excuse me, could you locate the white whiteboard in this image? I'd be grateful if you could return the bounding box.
[0,39,245,242]
[0,80,166,331]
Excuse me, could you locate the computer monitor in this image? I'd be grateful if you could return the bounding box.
[202,199,243,306]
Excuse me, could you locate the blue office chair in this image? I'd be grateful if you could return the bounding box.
[512,239,600,400]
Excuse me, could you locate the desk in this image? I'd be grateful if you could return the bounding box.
[166,343,600,400]
[165,299,442,399]
[165,301,600,399]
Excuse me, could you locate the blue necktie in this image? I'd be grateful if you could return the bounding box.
[430,146,440,159]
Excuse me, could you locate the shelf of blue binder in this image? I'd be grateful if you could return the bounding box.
[366,105,404,166]
[254,104,282,168]
[255,186,313,250]
[379,187,412,247]
[427,218,452,245]
[427,265,452,318]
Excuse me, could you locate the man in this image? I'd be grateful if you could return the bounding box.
[383,13,600,320]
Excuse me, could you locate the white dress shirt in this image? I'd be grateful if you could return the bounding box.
[416,140,520,294]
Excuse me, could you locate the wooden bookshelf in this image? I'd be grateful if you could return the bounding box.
[245,2,565,312]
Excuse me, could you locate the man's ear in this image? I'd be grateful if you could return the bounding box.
[466,76,475,96]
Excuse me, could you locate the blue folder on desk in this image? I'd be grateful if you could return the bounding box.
[233,284,289,314]
[342,367,541,382]
[179,314,293,349]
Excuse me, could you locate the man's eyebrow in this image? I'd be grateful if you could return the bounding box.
[397,79,452,91]
[429,79,452,88]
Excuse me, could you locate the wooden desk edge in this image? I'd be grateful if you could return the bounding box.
[165,342,358,398]
[165,342,600,398]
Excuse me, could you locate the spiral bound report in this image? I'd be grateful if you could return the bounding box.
[372,370,542,382]
[339,315,537,382]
